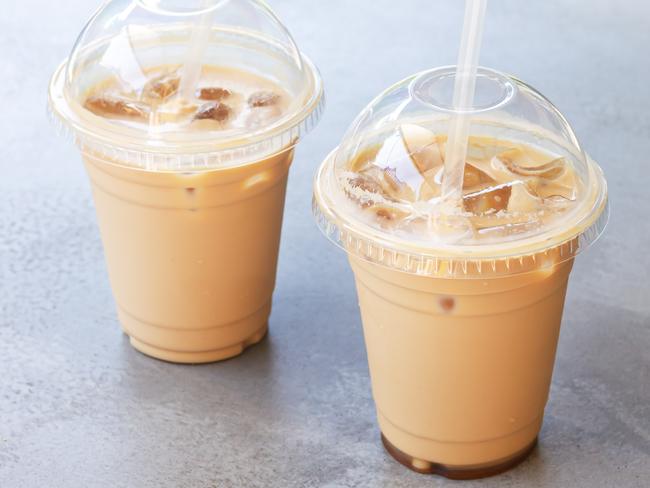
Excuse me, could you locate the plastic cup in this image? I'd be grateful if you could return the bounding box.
[313,67,607,478]
[49,0,323,363]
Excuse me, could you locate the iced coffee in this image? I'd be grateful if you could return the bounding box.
[49,0,323,363]
[313,66,607,478]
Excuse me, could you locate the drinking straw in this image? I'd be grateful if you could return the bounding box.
[179,1,215,100]
[441,0,488,202]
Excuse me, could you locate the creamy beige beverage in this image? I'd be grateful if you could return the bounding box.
[86,150,292,363]
[350,256,572,475]
[80,65,293,363]
[49,0,323,363]
[336,134,581,474]
[313,67,607,478]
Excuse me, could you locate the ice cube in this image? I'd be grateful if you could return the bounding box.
[198,87,232,101]
[143,72,180,102]
[543,195,575,212]
[342,173,383,208]
[194,102,232,122]
[466,141,517,164]
[463,163,489,189]
[400,124,445,201]
[463,183,512,214]
[467,152,519,185]
[400,124,444,175]
[418,179,441,201]
[372,127,442,201]
[485,151,577,201]
[244,105,282,129]
[84,95,149,119]
[352,165,414,204]
[427,211,475,243]
[500,152,566,179]
[152,99,199,124]
[530,166,578,200]
[372,203,409,223]
[380,167,416,202]
[248,91,280,107]
[507,181,542,213]
[349,174,382,194]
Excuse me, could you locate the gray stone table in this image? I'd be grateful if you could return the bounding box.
[1,0,649,486]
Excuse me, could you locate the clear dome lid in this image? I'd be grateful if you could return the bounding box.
[48,0,324,170]
[313,66,608,277]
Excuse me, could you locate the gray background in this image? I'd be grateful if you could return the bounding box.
[1,0,649,487]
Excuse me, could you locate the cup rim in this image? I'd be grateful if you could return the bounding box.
[312,147,609,279]
[48,28,324,171]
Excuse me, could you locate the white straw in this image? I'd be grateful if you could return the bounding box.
[441,0,488,202]
[179,1,215,101]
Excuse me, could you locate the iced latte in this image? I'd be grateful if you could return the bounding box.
[49,0,323,363]
[313,67,607,478]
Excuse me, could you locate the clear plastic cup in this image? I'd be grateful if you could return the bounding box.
[48,0,324,363]
[313,66,607,478]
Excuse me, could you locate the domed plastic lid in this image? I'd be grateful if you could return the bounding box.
[313,67,608,278]
[48,0,323,170]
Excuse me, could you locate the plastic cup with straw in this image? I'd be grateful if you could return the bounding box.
[313,0,607,477]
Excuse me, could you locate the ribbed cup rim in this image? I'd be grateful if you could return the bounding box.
[48,47,324,172]
[313,149,609,279]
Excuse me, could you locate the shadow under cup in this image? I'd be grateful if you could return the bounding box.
[349,254,574,477]
[84,148,294,363]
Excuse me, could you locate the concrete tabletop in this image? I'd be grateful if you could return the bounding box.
[1,0,649,486]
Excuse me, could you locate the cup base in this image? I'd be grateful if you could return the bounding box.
[127,324,268,364]
[381,433,537,480]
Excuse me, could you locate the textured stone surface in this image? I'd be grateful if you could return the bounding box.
[1,0,649,486]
